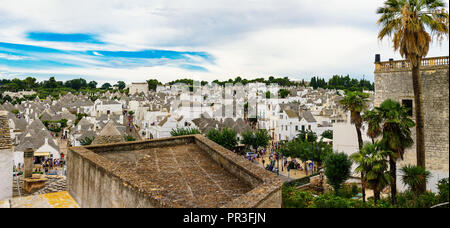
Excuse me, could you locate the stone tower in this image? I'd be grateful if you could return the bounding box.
[374,55,449,192]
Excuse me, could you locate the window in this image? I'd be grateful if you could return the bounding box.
[402,99,413,116]
[302,125,305,131]
[308,125,311,130]
[295,126,298,131]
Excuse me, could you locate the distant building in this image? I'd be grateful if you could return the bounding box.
[128,82,149,96]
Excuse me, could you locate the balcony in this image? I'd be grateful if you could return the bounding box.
[374,56,449,73]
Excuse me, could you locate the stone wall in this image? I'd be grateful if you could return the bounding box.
[67,135,282,208]
[374,59,449,192]
[0,111,13,200]
[67,146,156,208]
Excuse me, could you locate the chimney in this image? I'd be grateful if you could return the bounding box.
[23,148,34,178]
[375,54,381,63]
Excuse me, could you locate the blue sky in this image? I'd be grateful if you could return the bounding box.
[0,0,448,84]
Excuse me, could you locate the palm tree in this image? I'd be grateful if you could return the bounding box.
[363,109,383,144]
[350,143,371,203]
[377,0,449,193]
[401,164,431,198]
[376,99,415,204]
[339,91,370,150]
[352,142,391,205]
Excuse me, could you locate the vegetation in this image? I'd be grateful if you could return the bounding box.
[80,136,95,146]
[376,99,415,204]
[278,89,291,98]
[240,129,270,153]
[170,127,201,136]
[279,138,332,174]
[124,135,136,142]
[147,79,163,91]
[321,130,333,140]
[0,76,126,103]
[324,152,352,192]
[351,142,391,204]
[74,113,88,126]
[310,75,374,91]
[206,128,238,151]
[296,130,318,142]
[377,0,449,194]
[401,165,431,198]
[282,177,449,208]
[362,109,383,143]
[42,119,68,133]
[339,91,370,150]
[437,178,449,203]
[340,90,370,200]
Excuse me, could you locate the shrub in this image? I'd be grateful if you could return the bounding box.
[170,127,201,136]
[336,184,360,198]
[324,152,352,192]
[437,178,449,203]
[312,193,357,208]
[282,186,315,208]
[124,135,136,141]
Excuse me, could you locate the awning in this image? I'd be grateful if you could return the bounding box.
[34,152,50,157]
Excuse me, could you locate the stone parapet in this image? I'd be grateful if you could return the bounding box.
[67,135,282,208]
[0,111,12,149]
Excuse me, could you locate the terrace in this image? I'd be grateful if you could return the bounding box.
[374,56,449,73]
[67,135,282,208]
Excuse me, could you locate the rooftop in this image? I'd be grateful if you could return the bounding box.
[374,56,449,73]
[68,135,282,208]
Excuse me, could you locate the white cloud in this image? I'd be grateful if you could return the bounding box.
[0,53,30,60]
[0,0,448,82]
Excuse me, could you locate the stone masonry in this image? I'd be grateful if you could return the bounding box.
[374,56,449,174]
[0,111,13,200]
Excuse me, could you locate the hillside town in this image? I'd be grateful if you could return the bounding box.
[1,81,365,168]
[0,0,448,211]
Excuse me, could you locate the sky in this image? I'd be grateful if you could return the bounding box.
[0,0,448,84]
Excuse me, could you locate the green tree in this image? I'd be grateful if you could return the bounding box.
[206,128,238,151]
[115,81,126,90]
[296,130,318,142]
[240,129,270,153]
[88,81,97,89]
[101,83,112,90]
[278,89,290,98]
[401,165,431,198]
[376,99,415,204]
[339,91,370,150]
[147,79,162,91]
[324,152,352,193]
[363,109,383,143]
[377,0,449,193]
[321,130,333,140]
[437,178,449,203]
[43,77,59,88]
[352,142,391,204]
[24,77,37,89]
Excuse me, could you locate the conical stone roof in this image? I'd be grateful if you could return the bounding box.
[91,120,124,145]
